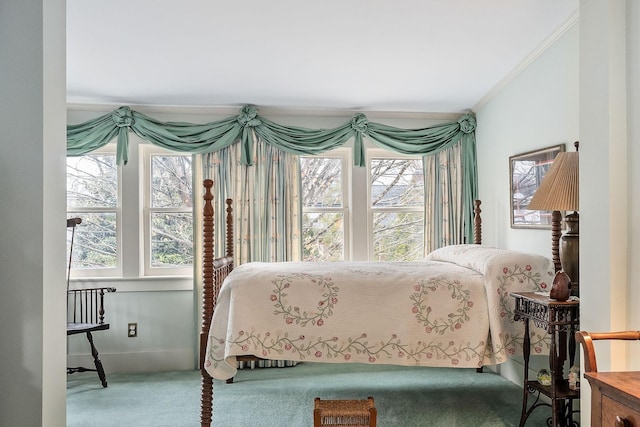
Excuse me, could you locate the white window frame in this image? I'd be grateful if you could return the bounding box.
[299,146,426,262]
[365,148,425,261]
[300,147,351,262]
[68,138,194,284]
[66,145,122,278]
[141,144,194,277]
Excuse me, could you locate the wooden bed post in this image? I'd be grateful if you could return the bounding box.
[200,186,236,425]
[225,198,233,259]
[473,199,483,373]
[473,200,482,245]
[200,179,215,427]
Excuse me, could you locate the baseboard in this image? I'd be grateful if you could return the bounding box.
[496,358,527,386]
[497,357,562,407]
[67,349,196,374]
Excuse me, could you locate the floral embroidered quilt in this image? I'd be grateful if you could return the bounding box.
[205,245,554,380]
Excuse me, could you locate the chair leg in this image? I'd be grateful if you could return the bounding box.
[85,331,108,388]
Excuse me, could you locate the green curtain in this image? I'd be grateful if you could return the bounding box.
[67,106,240,166]
[68,104,478,244]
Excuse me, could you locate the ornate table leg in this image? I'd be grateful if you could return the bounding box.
[519,318,531,427]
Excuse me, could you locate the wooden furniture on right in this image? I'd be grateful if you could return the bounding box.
[576,331,640,427]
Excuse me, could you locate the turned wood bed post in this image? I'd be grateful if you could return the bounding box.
[200,179,215,427]
[473,200,482,245]
[200,183,235,426]
[225,198,233,258]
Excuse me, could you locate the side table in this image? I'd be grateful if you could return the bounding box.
[512,292,580,427]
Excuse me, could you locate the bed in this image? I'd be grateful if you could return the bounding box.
[198,179,555,426]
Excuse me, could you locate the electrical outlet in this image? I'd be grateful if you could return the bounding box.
[128,322,138,337]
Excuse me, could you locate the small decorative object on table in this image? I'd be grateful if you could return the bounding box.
[568,365,580,390]
[537,369,552,386]
[550,270,571,301]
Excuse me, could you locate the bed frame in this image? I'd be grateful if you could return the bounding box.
[198,179,491,426]
[197,178,565,425]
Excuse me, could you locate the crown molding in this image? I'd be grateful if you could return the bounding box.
[473,10,579,112]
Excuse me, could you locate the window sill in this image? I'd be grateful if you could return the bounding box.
[68,275,193,292]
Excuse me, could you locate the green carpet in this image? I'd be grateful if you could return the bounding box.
[67,363,552,426]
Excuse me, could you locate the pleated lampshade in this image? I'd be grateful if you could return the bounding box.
[528,151,579,212]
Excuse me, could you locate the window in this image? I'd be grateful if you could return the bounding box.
[66,140,193,278]
[144,150,193,275]
[66,149,119,276]
[369,155,424,261]
[300,147,424,262]
[300,151,349,261]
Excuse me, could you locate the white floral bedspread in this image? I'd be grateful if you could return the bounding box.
[205,245,554,380]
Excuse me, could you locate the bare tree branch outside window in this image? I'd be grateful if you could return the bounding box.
[66,154,118,269]
[300,155,425,262]
[371,159,424,261]
[150,155,193,267]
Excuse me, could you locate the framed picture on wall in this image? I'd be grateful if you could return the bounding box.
[509,144,565,229]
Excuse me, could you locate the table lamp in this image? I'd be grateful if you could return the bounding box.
[527,141,579,298]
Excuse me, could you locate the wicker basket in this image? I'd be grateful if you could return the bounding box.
[313,397,377,427]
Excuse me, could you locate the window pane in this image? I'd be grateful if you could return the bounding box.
[151,213,193,267]
[67,154,117,208]
[371,159,424,207]
[302,212,343,261]
[152,155,193,208]
[67,213,117,269]
[300,157,342,207]
[372,212,423,261]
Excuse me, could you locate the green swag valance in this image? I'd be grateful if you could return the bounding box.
[67,104,476,167]
[67,104,478,241]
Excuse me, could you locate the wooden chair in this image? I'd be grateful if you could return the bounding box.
[576,331,640,426]
[66,217,116,387]
[575,330,640,373]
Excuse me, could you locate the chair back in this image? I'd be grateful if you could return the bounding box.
[68,287,116,325]
[67,217,82,292]
[66,217,116,327]
[576,330,640,372]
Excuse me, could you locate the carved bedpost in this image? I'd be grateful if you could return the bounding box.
[473,200,482,245]
[225,198,233,259]
[200,179,214,427]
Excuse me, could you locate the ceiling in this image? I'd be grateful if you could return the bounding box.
[66,0,579,114]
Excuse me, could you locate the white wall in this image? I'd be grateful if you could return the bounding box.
[477,2,640,426]
[0,1,67,426]
[579,2,639,425]
[627,0,640,359]
[475,15,580,392]
[66,285,196,374]
[475,23,580,258]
